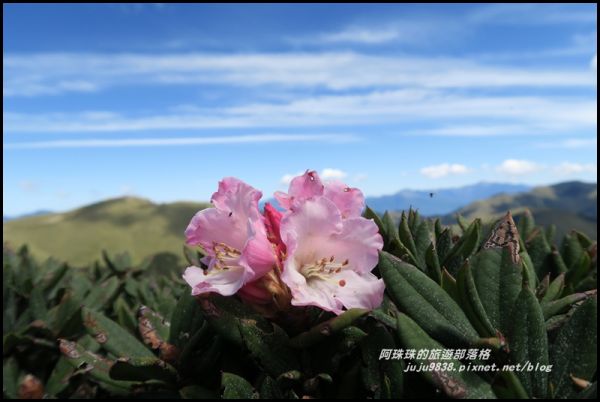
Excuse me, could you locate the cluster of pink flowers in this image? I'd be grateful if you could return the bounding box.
[183,170,384,315]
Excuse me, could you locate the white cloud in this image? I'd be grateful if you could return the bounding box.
[320,168,347,181]
[420,163,469,179]
[4,134,359,150]
[4,90,596,134]
[592,53,597,70]
[554,162,597,175]
[496,159,541,176]
[3,51,596,97]
[319,27,400,44]
[535,138,597,149]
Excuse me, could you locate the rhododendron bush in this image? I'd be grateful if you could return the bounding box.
[2,170,597,399]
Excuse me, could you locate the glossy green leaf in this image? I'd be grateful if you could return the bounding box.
[290,308,368,348]
[58,338,136,395]
[470,248,523,335]
[379,251,479,346]
[395,313,497,399]
[82,307,156,359]
[550,296,597,399]
[508,288,549,398]
[541,273,565,304]
[110,357,177,383]
[222,372,258,399]
[456,262,496,338]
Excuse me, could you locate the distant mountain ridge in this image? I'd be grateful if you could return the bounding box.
[4,181,596,265]
[3,210,53,222]
[3,196,210,265]
[364,182,531,216]
[440,181,597,239]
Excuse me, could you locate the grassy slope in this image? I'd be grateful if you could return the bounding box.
[440,181,597,239]
[3,197,210,266]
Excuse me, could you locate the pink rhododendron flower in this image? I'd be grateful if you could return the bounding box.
[275,170,365,218]
[183,177,278,297]
[183,171,384,316]
[279,195,384,315]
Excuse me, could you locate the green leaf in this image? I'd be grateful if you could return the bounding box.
[436,228,453,263]
[221,372,258,399]
[238,317,299,377]
[565,252,592,288]
[525,229,552,279]
[45,356,75,396]
[442,219,481,276]
[542,292,593,320]
[541,273,565,304]
[200,294,299,376]
[58,338,137,395]
[397,211,417,253]
[289,308,368,348]
[551,247,569,275]
[138,305,170,348]
[113,297,137,334]
[42,262,69,295]
[517,209,535,240]
[29,285,48,321]
[82,307,156,359]
[3,357,19,399]
[379,251,479,346]
[425,242,442,284]
[360,322,403,399]
[395,314,497,399]
[441,268,460,304]
[179,385,218,399]
[561,232,585,270]
[363,206,386,237]
[508,288,549,398]
[456,262,496,338]
[48,290,83,337]
[168,287,205,349]
[550,296,597,399]
[470,248,523,335]
[110,357,177,383]
[82,276,120,311]
[519,249,538,291]
[102,250,131,274]
[457,214,470,232]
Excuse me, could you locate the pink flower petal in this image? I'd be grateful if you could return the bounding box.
[323,180,365,218]
[183,265,249,296]
[280,196,384,314]
[333,270,385,311]
[275,170,324,210]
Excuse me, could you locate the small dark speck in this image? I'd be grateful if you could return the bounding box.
[429,193,434,198]
[228,212,233,217]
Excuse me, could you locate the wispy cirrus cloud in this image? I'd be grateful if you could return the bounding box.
[4,133,359,150]
[4,89,595,135]
[3,51,597,97]
[535,138,598,149]
[554,162,597,176]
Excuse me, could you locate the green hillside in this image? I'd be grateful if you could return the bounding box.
[440,181,597,239]
[3,197,210,266]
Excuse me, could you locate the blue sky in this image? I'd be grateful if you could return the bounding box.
[3,3,597,215]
